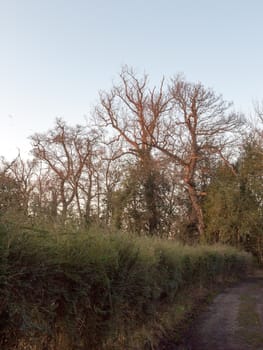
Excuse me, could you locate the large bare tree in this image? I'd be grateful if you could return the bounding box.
[95,66,171,234]
[152,76,243,237]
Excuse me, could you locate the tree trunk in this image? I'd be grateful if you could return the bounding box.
[143,171,159,235]
[186,182,205,237]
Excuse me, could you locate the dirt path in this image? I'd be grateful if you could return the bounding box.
[183,270,263,350]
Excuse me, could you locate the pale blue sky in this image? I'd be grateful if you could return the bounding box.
[0,0,262,159]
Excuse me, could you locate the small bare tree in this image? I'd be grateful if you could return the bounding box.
[254,100,263,123]
[3,154,37,215]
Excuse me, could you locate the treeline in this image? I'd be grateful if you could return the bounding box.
[1,66,263,259]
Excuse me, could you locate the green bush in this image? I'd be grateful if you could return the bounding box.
[0,228,252,349]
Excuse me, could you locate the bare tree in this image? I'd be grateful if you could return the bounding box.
[3,154,37,215]
[153,76,243,237]
[94,143,124,226]
[95,66,171,234]
[31,119,99,221]
[254,100,263,124]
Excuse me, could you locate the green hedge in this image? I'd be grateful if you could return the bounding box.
[0,229,252,349]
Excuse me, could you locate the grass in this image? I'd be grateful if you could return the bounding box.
[0,225,253,349]
[236,294,263,348]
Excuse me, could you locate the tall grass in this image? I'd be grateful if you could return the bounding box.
[0,226,252,349]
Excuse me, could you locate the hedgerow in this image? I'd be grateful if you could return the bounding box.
[0,227,252,349]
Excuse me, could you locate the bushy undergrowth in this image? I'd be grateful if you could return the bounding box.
[0,226,252,349]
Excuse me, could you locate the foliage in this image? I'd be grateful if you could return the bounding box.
[203,138,263,263]
[0,172,24,216]
[109,162,172,236]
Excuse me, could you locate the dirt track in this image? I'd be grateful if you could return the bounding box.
[183,270,263,350]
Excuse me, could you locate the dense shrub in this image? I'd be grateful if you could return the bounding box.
[0,228,252,349]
